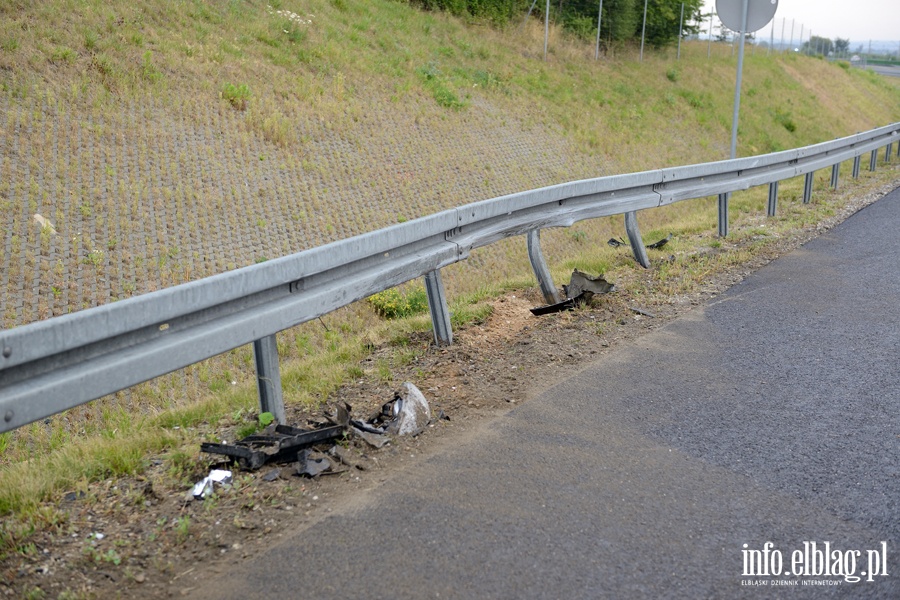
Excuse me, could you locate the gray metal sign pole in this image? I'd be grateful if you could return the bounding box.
[595,0,603,60]
[677,2,685,60]
[716,0,777,236]
[544,0,549,61]
[640,0,648,62]
[730,0,749,160]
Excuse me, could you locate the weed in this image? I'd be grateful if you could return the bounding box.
[368,287,429,319]
[222,82,251,110]
[774,109,797,133]
[141,51,162,83]
[174,516,190,544]
[666,68,679,83]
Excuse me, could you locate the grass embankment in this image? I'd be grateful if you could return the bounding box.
[1,0,899,551]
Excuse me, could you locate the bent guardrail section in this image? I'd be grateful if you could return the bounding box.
[1,123,898,433]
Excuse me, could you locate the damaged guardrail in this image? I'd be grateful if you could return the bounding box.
[1,122,898,434]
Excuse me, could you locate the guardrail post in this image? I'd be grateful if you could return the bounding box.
[852,155,861,179]
[802,172,814,204]
[624,211,650,268]
[869,149,878,171]
[526,229,560,305]
[767,181,778,217]
[886,144,893,163]
[830,163,840,190]
[253,334,286,425]
[424,270,453,346]
[717,193,729,237]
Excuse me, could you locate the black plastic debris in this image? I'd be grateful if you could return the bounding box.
[647,233,672,249]
[607,237,627,248]
[201,423,346,471]
[531,270,615,316]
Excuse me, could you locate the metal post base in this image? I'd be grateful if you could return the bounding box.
[527,229,560,305]
[717,193,730,237]
[424,270,452,346]
[253,334,285,425]
[767,181,778,217]
[625,211,650,268]
[802,172,814,204]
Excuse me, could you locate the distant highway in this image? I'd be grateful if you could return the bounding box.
[867,64,900,78]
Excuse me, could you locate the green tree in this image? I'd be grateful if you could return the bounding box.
[637,0,703,48]
[833,38,850,56]
[803,35,833,56]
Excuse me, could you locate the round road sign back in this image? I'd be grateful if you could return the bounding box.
[716,0,778,33]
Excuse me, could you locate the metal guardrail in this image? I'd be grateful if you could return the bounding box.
[2,123,898,434]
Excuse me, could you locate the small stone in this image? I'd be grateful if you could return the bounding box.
[135,573,145,584]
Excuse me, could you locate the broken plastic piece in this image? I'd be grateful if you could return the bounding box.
[647,233,672,249]
[352,428,389,448]
[607,237,626,248]
[385,383,431,436]
[531,270,614,315]
[296,449,336,477]
[564,269,615,298]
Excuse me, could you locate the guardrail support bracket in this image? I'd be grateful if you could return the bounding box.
[526,229,560,305]
[625,211,650,268]
[717,193,729,237]
[767,181,778,217]
[424,270,453,346]
[803,172,814,204]
[253,334,286,425]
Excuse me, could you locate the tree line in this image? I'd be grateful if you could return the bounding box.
[405,0,705,48]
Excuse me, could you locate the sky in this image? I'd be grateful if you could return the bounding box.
[700,0,899,43]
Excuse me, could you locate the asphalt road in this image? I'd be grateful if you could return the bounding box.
[867,65,900,78]
[197,187,900,599]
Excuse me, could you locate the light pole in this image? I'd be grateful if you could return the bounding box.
[640,0,649,62]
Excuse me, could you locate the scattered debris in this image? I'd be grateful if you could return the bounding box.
[190,469,232,500]
[295,449,338,478]
[628,306,656,318]
[384,382,431,436]
[647,233,673,249]
[351,428,390,449]
[33,213,56,235]
[531,270,615,316]
[608,233,673,250]
[564,269,616,298]
[200,384,437,474]
[201,424,346,470]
